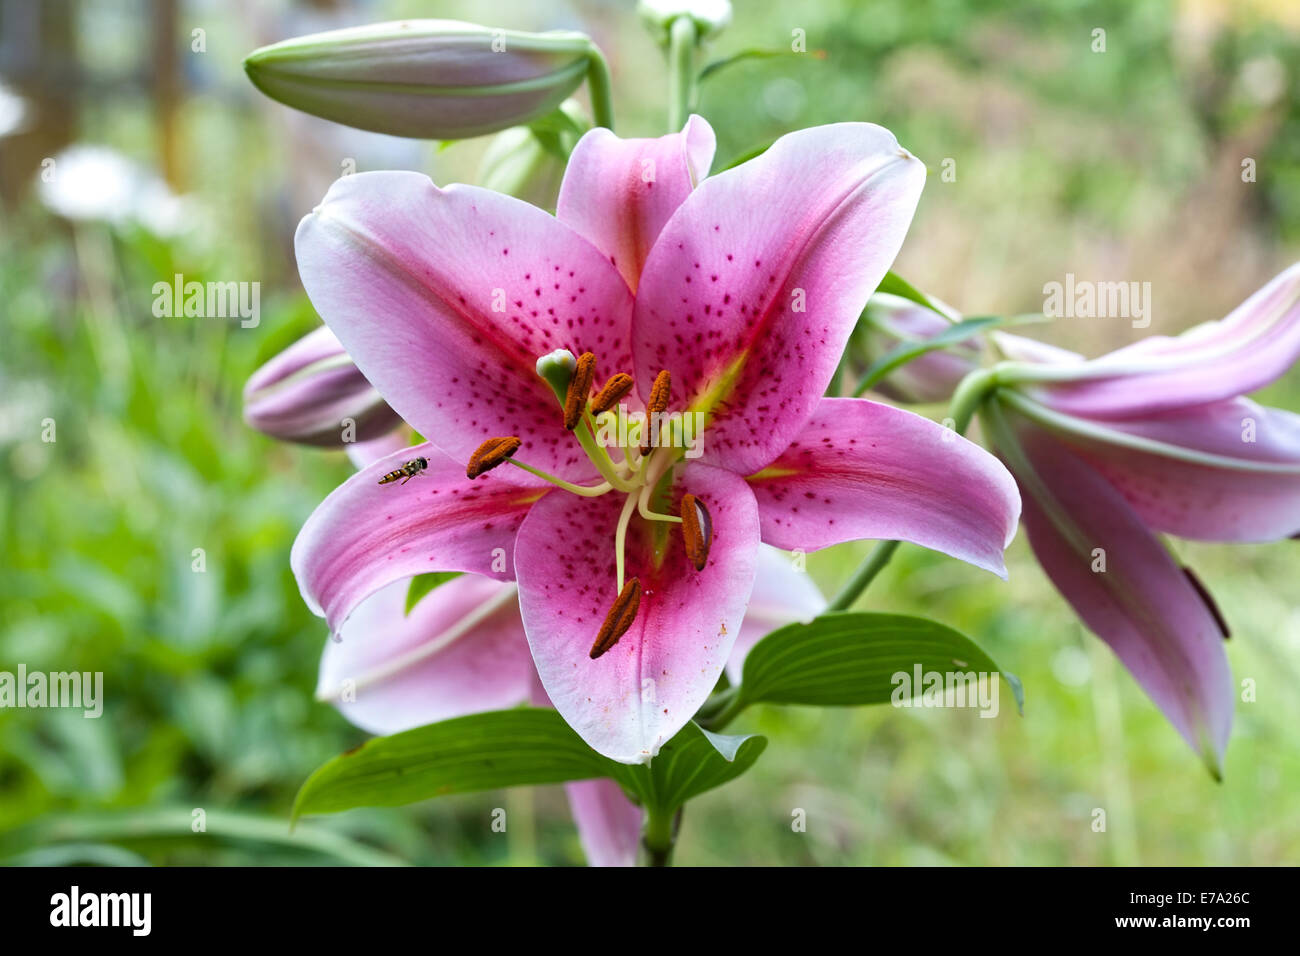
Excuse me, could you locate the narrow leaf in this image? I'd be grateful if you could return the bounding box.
[292,708,616,820]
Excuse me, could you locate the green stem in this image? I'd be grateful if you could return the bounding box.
[666,16,697,131]
[947,366,999,434]
[698,686,746,732]
[585,46,615,131]
[827,539,900,612]
[642,806,678,866]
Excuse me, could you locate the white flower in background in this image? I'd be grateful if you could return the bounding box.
[36,144,191,236]
[638,0,733,39]
[0,81,30,138]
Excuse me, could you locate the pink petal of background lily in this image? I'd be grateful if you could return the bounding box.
[985,263,1300,774]
[290,115,1021,763]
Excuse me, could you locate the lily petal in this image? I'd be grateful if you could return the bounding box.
[988,404,1233,773]
[726,544,827,683]
[291,441,542,633]
[563,779,642,867]
[557,115,716,293]
[1015,263,1300,418]
[243,326,403,447]
[991,330,1085,365]
[516,463,760,763]
[317,576,531,735]
[295,170,634,482]
[345,428,413,470]
[632,124,925,475]
[1009,394,1300,542]
[747,398,1020,578]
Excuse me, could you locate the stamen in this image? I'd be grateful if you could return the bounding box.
[466,436,521,478]
[563,351,597,430]
[642,369,672,453]
[679,493,713,570]
[590,578,642,659]
[648,369,672,415]
[591,373,634,415]
[504,459,613,497]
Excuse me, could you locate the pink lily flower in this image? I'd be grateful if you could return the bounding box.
[289,114,1021,763]
[985,263,1300,774]
[316,547,826,866]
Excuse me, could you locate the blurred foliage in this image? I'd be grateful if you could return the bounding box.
[1,0,1299,865]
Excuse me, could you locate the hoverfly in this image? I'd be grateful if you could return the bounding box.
[378,457,429,486]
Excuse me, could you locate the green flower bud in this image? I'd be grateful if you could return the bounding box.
[243,20,596,139]
[637,0,732,43]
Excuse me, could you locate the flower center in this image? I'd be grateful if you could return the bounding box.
[465,349,712,658]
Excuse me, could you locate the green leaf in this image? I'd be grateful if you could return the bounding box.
[0,809,410,867]
[875,270,950,317]
[292,711,768,823]
[736,612,1024,716]
[699,47,814,83]
[404,571,461,615]
[292,709,615,821]
[616,723,766,815]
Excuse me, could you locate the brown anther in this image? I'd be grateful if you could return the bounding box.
[1182,566,1230,640]
[563,351,597,430]
[641,369,672,453]
[590,373,634,415]
[679,493,713,571]
[466,436,521,479]
[590,578,642,659]
[648,369,672,417]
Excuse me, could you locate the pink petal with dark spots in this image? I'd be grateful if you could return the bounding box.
[557,115,715,293]
[292,441,543,634]
[295,170,634,482]
[631,124,925,476]
[747,398,1020,577]
[516,463,760,763]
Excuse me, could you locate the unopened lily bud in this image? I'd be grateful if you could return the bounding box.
[243,326,402,446]
[853,292,980,404]
[243,20,596,139]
